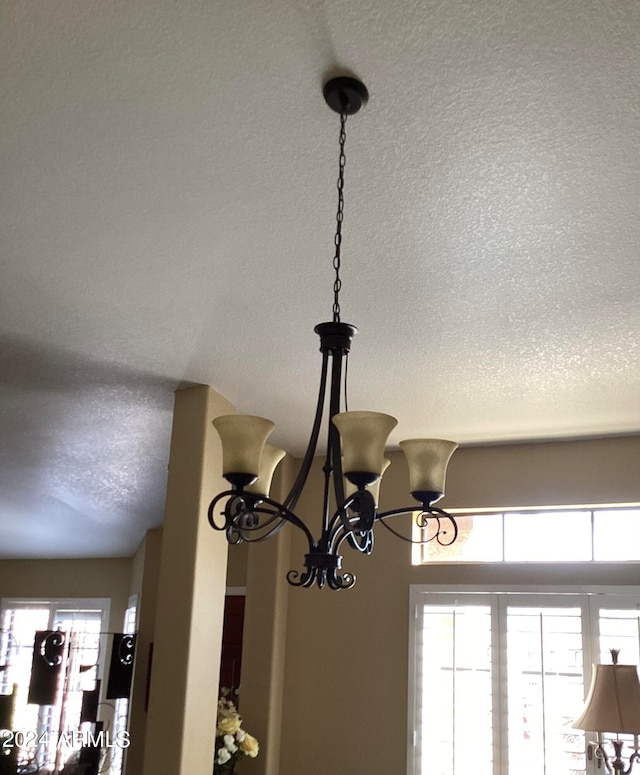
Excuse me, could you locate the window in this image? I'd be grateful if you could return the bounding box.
[110,597,137,775]
[408,587,640,775]
[0,598,109,773]
[416,506,640,563]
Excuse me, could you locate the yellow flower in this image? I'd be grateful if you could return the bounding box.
[239,733,259,758]
[217,714,241,735]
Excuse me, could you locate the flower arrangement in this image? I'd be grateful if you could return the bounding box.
[214,690,259,774]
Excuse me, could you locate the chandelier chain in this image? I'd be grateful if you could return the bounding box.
[332,111,347,323]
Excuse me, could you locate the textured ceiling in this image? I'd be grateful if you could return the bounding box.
[0,0,638,558]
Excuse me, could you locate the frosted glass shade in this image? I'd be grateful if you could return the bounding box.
[212,414,275,478]
[399,438,458,503]
[573,664,640,734]
[345,458,390,505]
[332,411,397,482]
[246,443,286,497]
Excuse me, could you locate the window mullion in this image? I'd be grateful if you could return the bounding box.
[493,597,505,775]
[452,610,456,775]
[539,612,547,775]
[583,596,596,775]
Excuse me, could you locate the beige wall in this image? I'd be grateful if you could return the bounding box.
[226,542,248,588]
[268,436,640,775]
[0,557,132,634]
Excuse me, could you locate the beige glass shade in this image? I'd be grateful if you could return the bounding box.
[212,414,275,476]
[332,411,397,476]
[399,438,458,496]
[245,443,286,497]
[344,458,391,505]
[573,664,640,734]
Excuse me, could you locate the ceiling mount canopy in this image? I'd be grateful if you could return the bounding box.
[207,76,460,590]
[322,76,369,115]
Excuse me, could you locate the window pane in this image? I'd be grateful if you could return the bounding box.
[0,607,50,751]
[506,606,585,775]
[419,507,640,565]
[423,513,503,562]
[594,510,640,561]
[418,605,493,775]
[0,602,108,773]
[595,608,640,754]
[504,512,592,561]
[598,608,640,665]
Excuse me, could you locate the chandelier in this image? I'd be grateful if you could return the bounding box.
[208,76,459,590]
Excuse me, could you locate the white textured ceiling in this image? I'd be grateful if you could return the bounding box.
[1,0,638,558]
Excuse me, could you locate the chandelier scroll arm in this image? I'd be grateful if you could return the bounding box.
[326,490,376,555]
[326,492,365,548]
[207,490,237,531]
[227,505,298,544]
[250,495,317,547]
[325,502,375,561]
[286,564,356,591]
[208,490,316,549]
[375,505,459,546]
[333,522,374,555]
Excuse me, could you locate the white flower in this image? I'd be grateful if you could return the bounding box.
[239,733,259,758]
[217,748,231,765]
[215,694,259,769]
[217,713,241,735]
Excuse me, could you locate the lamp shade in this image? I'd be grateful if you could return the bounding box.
[399,438,458,503]
[245,443,286,497]
[212,414,275,477]
[332,412,397,481]
[344,458,391,505]
[573,664,640,734]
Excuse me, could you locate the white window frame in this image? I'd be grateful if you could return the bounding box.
[408,585,640,775]
[415,504,640,565]
[0,597,110,772]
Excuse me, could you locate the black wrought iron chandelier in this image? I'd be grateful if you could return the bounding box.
[208,77,459,590]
